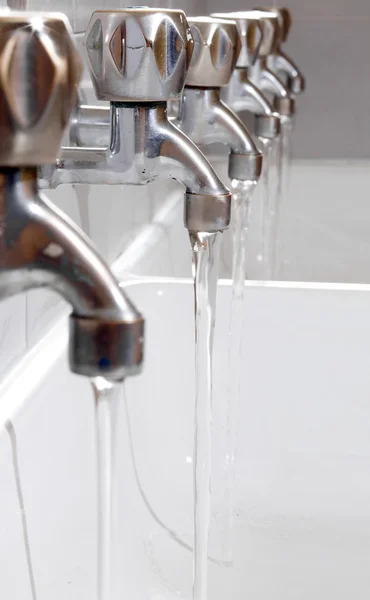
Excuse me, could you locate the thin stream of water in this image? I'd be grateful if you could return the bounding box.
[190,231,221,600]
[222,179,256,561]
[273,116,294,279]
[257,139,273,279]
[91,377,122,600]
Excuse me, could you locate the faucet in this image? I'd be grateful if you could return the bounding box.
[0,11,144,381]
[259,7,305,95]
[41,8,232,234]
[210,11,280,139]
[174,16,263,183]
[214,10,295,120]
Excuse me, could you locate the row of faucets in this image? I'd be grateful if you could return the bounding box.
[0,6,304,384]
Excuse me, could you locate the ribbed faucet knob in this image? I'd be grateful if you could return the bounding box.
[84,8,194,102]
[258,7,292,43]
[251,9,282,56]
[0,11,82,166]
[185,17,241,88]
[210,12,262,68]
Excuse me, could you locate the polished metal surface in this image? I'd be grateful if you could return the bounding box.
[247,9,295,117]
[185,16,241,88]
[212,10,294,116]
[84,8,194,102]
[0,11,82,166]
[175,16,262,181]
[209,10,289,128]
[222,69,280,139]
[0,168,144,379]
[249,57,295,116]
[211,11,262,68]
[41,104,231,232]
[176,87,262,181]
[0,12,144,379]
[258,7,305,94]
[43,8,232,232]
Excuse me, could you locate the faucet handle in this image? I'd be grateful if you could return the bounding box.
[251,9,282,56]
[258,7,292,43]
[84,8,194,102]
[210,12,262,68]
[0,11,82,166]
[185,17,241,88]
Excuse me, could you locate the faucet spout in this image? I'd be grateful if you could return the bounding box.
[40,103,231,233]
[175,87,262,182]
[253,60,295,116]
[272,50,305,94]
[222,68,281,139]
[156,105,232,231]
[0,168,144,380]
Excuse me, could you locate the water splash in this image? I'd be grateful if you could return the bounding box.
[190,231,221,600]
[273,116,294,279]
[91,377,122,600]
[222,179,256,562]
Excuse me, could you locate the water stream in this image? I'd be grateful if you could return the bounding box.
[257,139,273,279]
[222,180,256,561]
[91,377,122,600]
[190,231,221,600]
[273,116,294,279]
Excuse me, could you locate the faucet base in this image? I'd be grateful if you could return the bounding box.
[229,151,263,182]
[254,113,281,139]
[273,95,295,117]
[184,191,231,233]
[287,74,305,95]
[69,314,144,381]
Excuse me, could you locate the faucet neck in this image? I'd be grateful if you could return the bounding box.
[109,102,169,159]
[0,167,38,198]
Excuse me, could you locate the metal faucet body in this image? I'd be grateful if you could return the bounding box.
[0,11,145,381]
[257,6,305,94]
[221,68,281,139]
[175,88,263,182]
[1,167,144,379]
[249,57,295,117]
[42,102,231,232]
[268,50,305,95]
[42,8,232,233]
[172,16,263,180]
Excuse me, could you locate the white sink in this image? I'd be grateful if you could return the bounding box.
[1,278,370,599]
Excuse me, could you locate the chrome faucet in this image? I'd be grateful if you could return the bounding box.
[214,11,295,119]
[41,8,231,234]
[211,11,280,139]
[174,16,263,183]
[259,7,305,95]
[249,9,295,117]
[0,11,144,381]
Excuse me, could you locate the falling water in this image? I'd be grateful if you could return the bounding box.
[256,138,273,279]
[221,179,256,562]
[74,184,91,237]
[5,420,37,600]
[91,377,122,600]
[272,116,294,279]
[190,231,221,600]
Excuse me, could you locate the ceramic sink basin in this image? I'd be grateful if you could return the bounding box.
[0,278,370,600]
